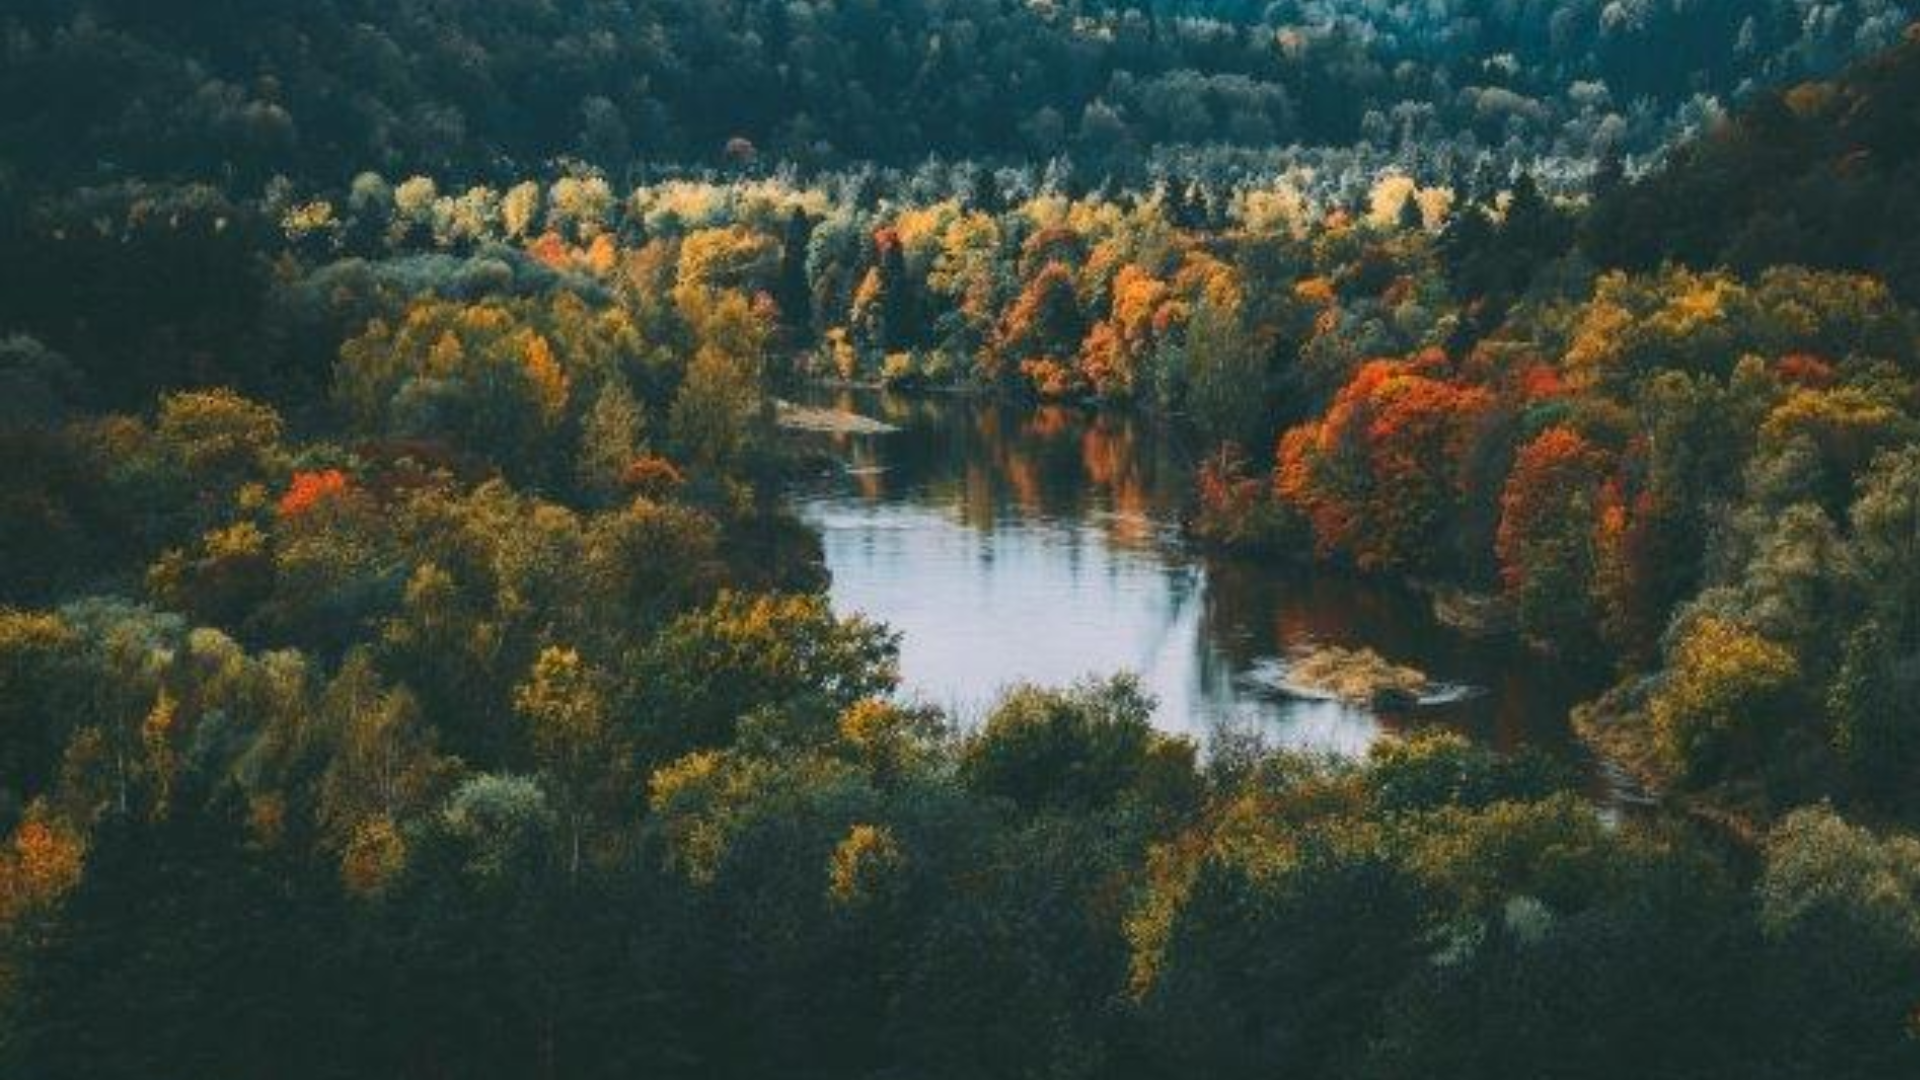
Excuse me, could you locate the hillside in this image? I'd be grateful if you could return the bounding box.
[1590,23,1920,301]
[1,0,1911,190]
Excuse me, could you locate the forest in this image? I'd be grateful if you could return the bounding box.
[3,0,1915,187]
[3,3,1920,1079]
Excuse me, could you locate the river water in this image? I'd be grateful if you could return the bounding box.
[791,389,1598,762]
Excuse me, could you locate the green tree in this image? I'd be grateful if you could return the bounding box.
[315,651,455,893]
[960,676,1197,818]
[1757,807,1920,1079]
[1851,446,1920,652]
[1827,623,1918,809]
[1183,294,1267,448]
[514,647,621,879]
[575,378,646,504]
[1129,820,1424,1080]
[154,389,283,487]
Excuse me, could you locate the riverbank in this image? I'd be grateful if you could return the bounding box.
[787,385,1603,773]
[1572,680,1772,847]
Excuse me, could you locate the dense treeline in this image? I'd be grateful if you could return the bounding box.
[1200,30,1920,827]
[4,9,1920,1080]
[1,0,1912,190]
[1588,17,1920,301]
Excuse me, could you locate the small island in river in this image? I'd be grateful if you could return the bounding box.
[775,398,899,435]
[1272,645,1434,710]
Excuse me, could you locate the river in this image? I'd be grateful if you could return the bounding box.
[790,388,1601,765]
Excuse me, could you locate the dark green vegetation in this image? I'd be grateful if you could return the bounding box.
[1,0,1912,187]
[4,4,1920,1079]
[1589,24,1920,301]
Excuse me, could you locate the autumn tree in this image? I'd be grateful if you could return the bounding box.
[1650,617,1801,785]
[575,379,647,504]
[993,264,1086,393]
[1079,264,1169,399]
[678,225,783,297]
[514,647,622,879]
[1277,355,1497,574]
[670,289,770,472]
[1496,426,1609,648]
[317,651,455,895]
[634,592,898,764]
[335,300,575,478]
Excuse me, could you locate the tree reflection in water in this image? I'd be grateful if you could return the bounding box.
[794,389,1600,769]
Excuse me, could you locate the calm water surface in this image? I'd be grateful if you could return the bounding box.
[792,389,1600,763]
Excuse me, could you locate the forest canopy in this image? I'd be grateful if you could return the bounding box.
[1,0,1914,191]
[4,5,1920,1080]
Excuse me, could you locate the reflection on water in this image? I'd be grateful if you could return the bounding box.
[793,389,1595,760]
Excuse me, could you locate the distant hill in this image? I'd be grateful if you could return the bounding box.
[1587,24,1920,301]
[1,0,1910,191]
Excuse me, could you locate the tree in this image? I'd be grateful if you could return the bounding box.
[12,789,348,1080]
[1079,264,1168,399]
[1759,386,1911,515]
[575,380,646,504]
[0,814,84,927]
[334,299,579,479]
[1757,807,1920,1079]
[1731,503,1861,673]
[1827,623,1918,809]
[670,344,762,472]
[547,176,615,243]
[582,499,724,639]
[1183,294,1266,448]
[501,182,542,241]
[1850,446,1920,652]
[1496,426,1608,648]
[775,209,816,336]
[1365,732,1567,815]
[390,177,439,248]
[670,291,769,472]
[514,647,621,880]
[960,676,1196,818]
[1129,819,1423,1080]
[316,652,454,894]
[1649,617,1800,784]
[154,389,283,484]
[0,335,81,430]
[278,470,352,519]
[1277,356,1498,574]
[993,264,1086,391]
[634,592,898,763]
[848,227,920,355]
[677,225,782,297]
[0,611,86,812]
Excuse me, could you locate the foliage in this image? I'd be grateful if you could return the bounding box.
[4,14,1920,1078]
[1649,616,1801,785]
[1277,354,1498,574]
[4,0,1908,193]
[635,592,899,762]
[1496,426,1609,647]
[960,676,1197,818]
